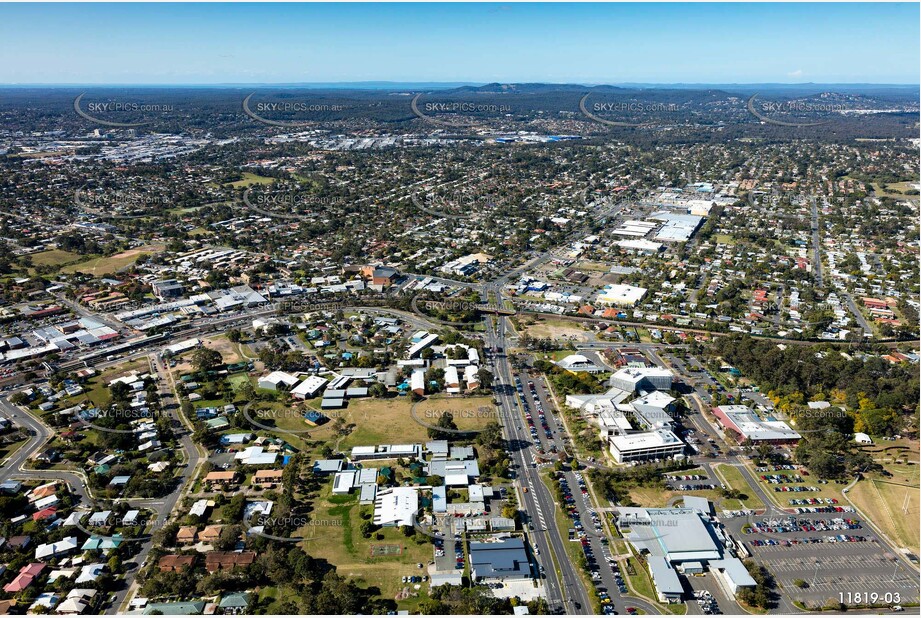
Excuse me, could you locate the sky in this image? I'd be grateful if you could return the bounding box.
[0,2,917,85]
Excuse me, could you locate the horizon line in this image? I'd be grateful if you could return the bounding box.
[0,81,918,88]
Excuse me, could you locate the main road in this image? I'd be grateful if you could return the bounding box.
[486,313,593,614]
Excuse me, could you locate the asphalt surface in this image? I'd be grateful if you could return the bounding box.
[486,315,593,614]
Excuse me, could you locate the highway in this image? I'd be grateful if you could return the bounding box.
[486,314,592,614]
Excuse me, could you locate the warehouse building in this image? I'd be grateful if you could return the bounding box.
[615,501,755,603]
[469,537,533,583]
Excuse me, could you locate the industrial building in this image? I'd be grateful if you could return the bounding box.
[615,500,756,603]
[469,537,533,583]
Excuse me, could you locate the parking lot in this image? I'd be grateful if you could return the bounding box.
[748,540,919,606]
[717,506,921,607]
[664,470,722,492]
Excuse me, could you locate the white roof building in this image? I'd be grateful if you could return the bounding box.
[257,371,300,391]
[610,367,673,393]
[291,375,328,399]
[444,366,460,393]
[332,471,357,495]
[410,367,426,394]
[35,536,79,560]
[373,487,418,527]
[407,333,439,358]
[234,446,279,466]
[555,354,604,373]
[596,284,648,307]
[609,429,685,464]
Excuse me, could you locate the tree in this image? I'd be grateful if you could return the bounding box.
[236,379,257,403]
[192,347,223,373]
[369,382,388,398]
[428,411,458,440]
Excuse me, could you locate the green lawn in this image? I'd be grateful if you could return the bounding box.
[61,245,164,275]
[711,464,766,510]
[227,172,277,188]
[299,484,434,609]
[28,249,83,268]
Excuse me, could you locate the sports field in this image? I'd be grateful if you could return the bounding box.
[62,245,164,275]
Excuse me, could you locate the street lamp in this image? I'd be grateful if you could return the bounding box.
[812,560,821,586]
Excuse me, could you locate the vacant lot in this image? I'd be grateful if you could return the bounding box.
[62,245,164,276]
[415,395,498,431]
[172,335,245,373]
[849,467,920,553]
[299,486,433,609]
[520,316,591,341]
[338,397,429,448]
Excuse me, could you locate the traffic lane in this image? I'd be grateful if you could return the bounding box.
[524,370,663,614]
[504,411,579,611]
[493,349,575,613]
[498,360,592,612]
[0,397,51,481]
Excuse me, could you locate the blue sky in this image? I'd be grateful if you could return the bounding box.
[0,3,917,84]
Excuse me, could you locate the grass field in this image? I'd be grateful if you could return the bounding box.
[871,181,920,198]
[738,463,849,510]
[62,245,164,275]
[414,395,499,432]
[848,466,920,553]
[628,485,725,509]
[227,171,277,188]
[711,464,766,510]
[712,234,736,245]
[27,249,83,268]
[519,316,591,341]
[298,485,433,609]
